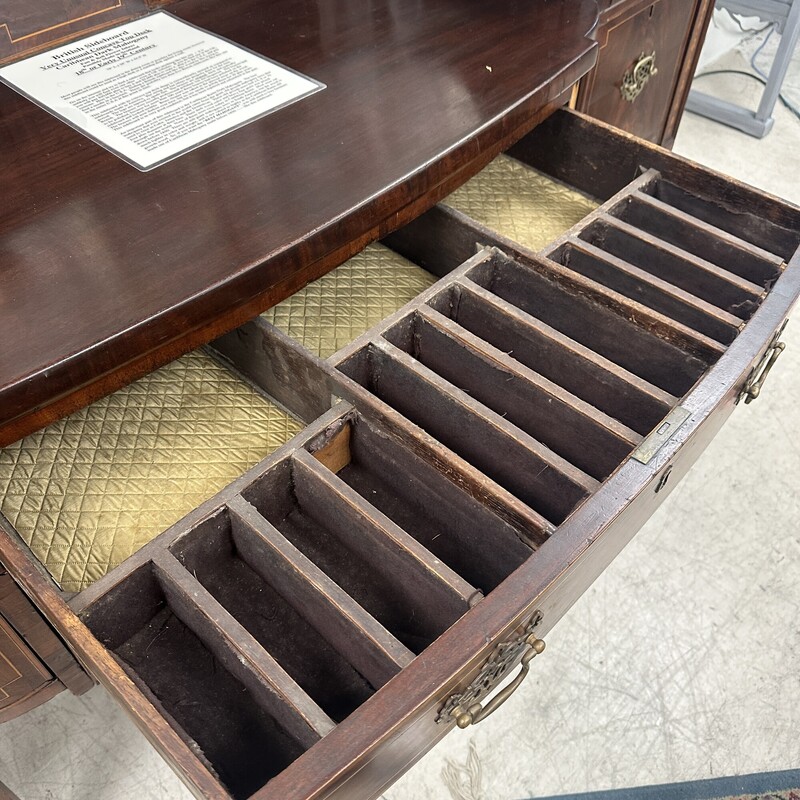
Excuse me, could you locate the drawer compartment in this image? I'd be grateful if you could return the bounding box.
[0,350,305,593]
[171,511,381,722]
[62,108,800,800]
[83,562,319,800]
[241,455,477,653]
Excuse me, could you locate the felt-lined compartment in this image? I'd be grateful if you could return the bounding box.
[336,342,597,526]
[171,511,376,723]
[381,310,640,481]
[81,562,310,800]
[465,254,711,396]
[241,458,473,653]
[307,416,535,594]
[425,282,675,435]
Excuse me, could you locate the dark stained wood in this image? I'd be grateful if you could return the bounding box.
[511,109,800,257]
[0,523,227,800]
[616,191,785,285]
[653,180,800,260]
[226,495,414,687]
[342,339,598,524]
[575,0,704,144]
[584,214,765,314]
[385,187,727,377]
[440,280,677,434]
[152,555,335,745]
[0,0,598,447]
[407,305,641,480]
[0,28,798,800]
[292,450,479,608]
[661,0,716,147]
[310,424,352,474]
[207,320,331,425]
[331,414,535,592]
[382,203,483,279]
[469,254,720,392]
[249,248,800,800]
[323,262,560,543]
[558,238,743,343]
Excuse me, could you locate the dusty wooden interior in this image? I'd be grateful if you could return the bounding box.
[4,2,799,798]
[7,109,785,799]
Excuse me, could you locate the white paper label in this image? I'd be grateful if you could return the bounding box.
[0,12,324,170]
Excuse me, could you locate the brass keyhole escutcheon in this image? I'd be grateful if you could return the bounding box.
[621,52,658,102]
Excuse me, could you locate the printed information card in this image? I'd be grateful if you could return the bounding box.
[0,12,325,170]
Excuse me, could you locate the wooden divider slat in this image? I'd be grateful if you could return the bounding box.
[587,214,765,314]
[331,358,557,544]
[368,339,598,523]
[561,238,742,343]
[226,496,414,688]
[620,191,783,285]
[405,306,640,479]
[292,449,479,607]
[652,178,800,260]
[450,279,676,434]
[473,254,722,393]
[152,555,335,747]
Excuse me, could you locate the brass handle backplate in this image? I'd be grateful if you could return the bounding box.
[621,52,658,102]
[453,636,545,728]
[436,611,545,728]
[741,321,788,404]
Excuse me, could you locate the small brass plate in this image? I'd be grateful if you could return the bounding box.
[631,406,691,465]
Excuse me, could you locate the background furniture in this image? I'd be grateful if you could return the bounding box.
[685,0,800,137]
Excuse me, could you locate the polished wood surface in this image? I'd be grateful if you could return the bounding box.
[0,0,598,447]
[575,0,714,145]
[0,0,162,65]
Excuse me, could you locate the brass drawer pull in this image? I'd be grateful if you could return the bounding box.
[743,342,786,403]
[621,52,658,102]
[453,636,545,728]
[741,321,788,404]
[437,612,545,729]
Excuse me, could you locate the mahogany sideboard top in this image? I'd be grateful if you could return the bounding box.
[0,0,598,446]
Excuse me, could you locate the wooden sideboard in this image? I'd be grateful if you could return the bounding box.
[1,2,799,799]
[576,0,715,145]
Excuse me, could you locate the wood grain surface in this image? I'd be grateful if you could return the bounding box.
[0,0,598,446]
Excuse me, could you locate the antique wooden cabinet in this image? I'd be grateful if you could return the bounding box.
[575,0,715,145]
[1,2,799,799]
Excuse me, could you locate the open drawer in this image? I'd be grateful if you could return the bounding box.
[7,109,799,800]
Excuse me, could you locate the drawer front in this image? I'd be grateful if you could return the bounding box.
[0,612,57,721]
[578,0,700,142]
[22,108,799,800]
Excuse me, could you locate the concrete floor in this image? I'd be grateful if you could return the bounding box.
[2,36,800,800]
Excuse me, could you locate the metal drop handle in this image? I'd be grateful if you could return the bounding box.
[743,340,786,403]
[621,52,658,102]
[453,636,545,728]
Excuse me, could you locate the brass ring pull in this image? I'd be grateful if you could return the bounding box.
[453,636,545,728]
[621,52,658,102]
[743,340,786,403]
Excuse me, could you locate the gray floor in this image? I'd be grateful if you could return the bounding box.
[2,38,800,800]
